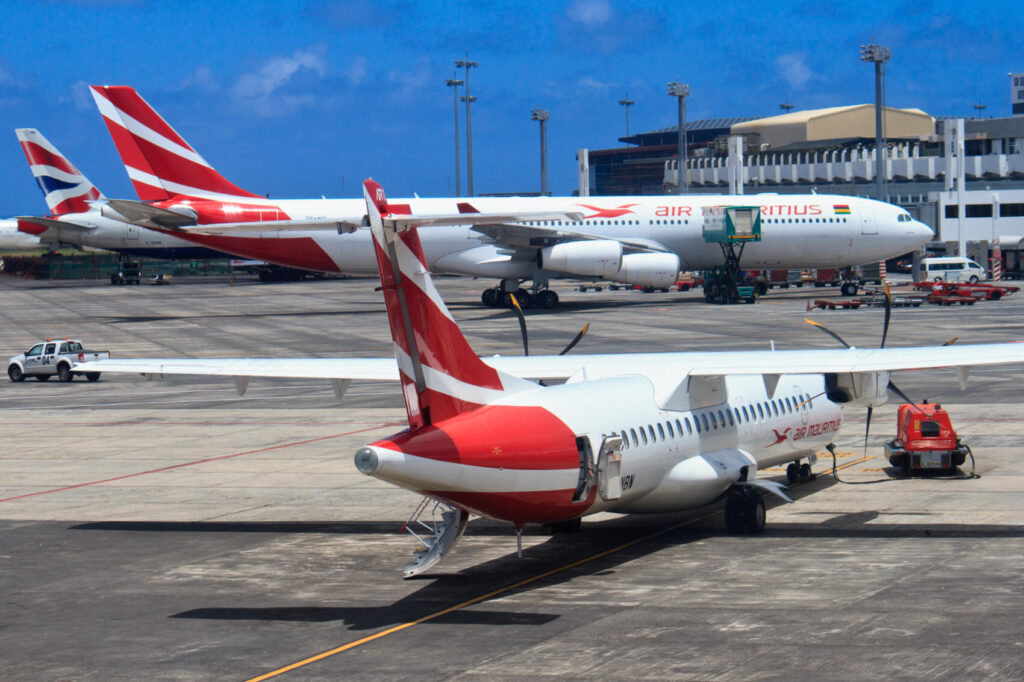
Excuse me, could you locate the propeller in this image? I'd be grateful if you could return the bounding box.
[805,280,924,458]
[508,294,590,357]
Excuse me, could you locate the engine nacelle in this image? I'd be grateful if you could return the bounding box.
[825,371,890,408]
[609,252,681,288]
[538,240,623,277]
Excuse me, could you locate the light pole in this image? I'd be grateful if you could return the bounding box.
[618,95,635,139]
[780,102,795,113]
[667,81,689,195]
[531,109,550,195]
[860,43,891,201]
[455,57,478,196]
[445,76,463,196]
[973,103,987,118]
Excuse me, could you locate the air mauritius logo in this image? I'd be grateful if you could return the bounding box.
[767,427,791,447]
[576,203,638,219]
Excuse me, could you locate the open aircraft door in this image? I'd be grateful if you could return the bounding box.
[860,206,878,235]
[597,435,624,501]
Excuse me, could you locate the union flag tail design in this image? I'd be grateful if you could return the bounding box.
[89,85,261,202]
[16,129,104,215]
[363,179,534,430]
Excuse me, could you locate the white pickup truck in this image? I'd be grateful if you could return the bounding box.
[8,338,109,382]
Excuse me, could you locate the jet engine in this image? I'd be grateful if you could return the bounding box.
[538,240,623,277]
[609,252,681,288]
[824,371,890,408]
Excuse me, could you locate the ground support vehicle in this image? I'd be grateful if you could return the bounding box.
[884,403,970,473]
[8,338,108,382]
[813,267,869,296]
[913,281,1018,302]
[701,205,761,304]
[110,256,140,285]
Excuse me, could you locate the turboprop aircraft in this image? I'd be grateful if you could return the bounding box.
[77,179,1024,578]
[14,128,234,260]
[89,85,933,307]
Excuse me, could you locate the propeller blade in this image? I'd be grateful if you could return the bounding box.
[509,294,529,356]
[804,318,851,349]
[559,322,590,356]
[863,405,873,457]
[880,280,892,349]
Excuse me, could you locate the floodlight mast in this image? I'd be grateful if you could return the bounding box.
[667,81,689,195]
[860,43,891,201]
[618,95,635,139]
[455,57,478,196]
[445,76,463,196]
[531,109,550,195]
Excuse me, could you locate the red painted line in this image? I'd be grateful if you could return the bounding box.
[0,422,402,504]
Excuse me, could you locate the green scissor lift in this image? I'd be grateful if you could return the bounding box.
[701,205,762,304]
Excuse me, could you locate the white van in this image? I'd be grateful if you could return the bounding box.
[918,257,986,283]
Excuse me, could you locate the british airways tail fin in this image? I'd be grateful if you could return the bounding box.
[89,85,261,202]
[363,178,534,429]
[15,129,105,215]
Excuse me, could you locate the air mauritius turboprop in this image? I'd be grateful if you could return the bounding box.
[14,128,234,260]
[89,85,932,307]
[77,179,1024,577]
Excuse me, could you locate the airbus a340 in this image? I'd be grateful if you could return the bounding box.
[78,179,1024,577]
[87,85,932,307]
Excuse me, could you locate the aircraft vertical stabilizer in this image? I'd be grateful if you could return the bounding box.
[89,85,261,201]
[15,129,105,215]
[362,178,534,429]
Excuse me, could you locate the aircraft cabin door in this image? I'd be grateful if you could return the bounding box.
[860,206,878,235]
[596,435,623,501]
[126,225,140,242]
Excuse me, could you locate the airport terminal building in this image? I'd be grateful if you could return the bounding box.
[584,96,1024,262]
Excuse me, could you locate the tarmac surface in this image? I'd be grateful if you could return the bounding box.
[1,274,1022,680]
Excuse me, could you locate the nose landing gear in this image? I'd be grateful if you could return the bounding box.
[724,488,766,535]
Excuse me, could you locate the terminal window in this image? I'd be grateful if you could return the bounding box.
[945,206,958,218]
[965,204,994,218]
[1000,203,1024,217]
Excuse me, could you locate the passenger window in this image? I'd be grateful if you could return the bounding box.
[684,418,692,435]
[710,412,718,429]
[666,421,674,438]
[772,401,779,417]
[694,416,701,434]
[640,428,648,445]
[675,418,683,435]
[727,410,735,426]
[630,428,638,446]
[701,414,710,432]
[784,397,792,412]
[757,404,764,420]
[648,425,656,441]
[742,405,749,422]
[657,423,665,440]
[620,431,629,449]
[718,409,726,426]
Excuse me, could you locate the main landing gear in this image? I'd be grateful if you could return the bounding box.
[481,280,561,309]
[724,487,766,535]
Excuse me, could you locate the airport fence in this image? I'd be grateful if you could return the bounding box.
[0,254,235,280]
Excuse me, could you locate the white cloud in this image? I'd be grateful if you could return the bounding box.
[178,65,218,92]
[71,80,93,111]
[347,55,368,86]
[776,53,813,91]
[230,46,328,117]
[566,0,612,27]
[578,75,613,94]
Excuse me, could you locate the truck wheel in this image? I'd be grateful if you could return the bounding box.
[969,275,979,284]
[57,363,73,383]
[85,372,101,382]
[35,375,51,382]
[8,365,25,382]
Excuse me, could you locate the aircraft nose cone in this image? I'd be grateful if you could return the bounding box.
[354,446,379,474]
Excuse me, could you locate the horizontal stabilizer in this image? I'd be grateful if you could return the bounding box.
[101,199,197,229]
[17,216,96,235]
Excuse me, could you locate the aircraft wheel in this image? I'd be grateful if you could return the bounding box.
[481,288,499,307]
[724,495,746,534]
[786,462,800,483]
[538,290,559,309]
[8,365,24,383]
[514,289,532,308]
[799,462,812,481]
[744,492,766,534]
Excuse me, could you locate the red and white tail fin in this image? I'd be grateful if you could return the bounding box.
[15,128,105,215]
[363,178,533,429]
[89,85,261,202]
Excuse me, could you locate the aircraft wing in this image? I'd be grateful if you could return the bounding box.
[74,343,1024,384]
[470,222,672,253]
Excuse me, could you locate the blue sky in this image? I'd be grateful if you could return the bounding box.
[0,0,1019,215]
